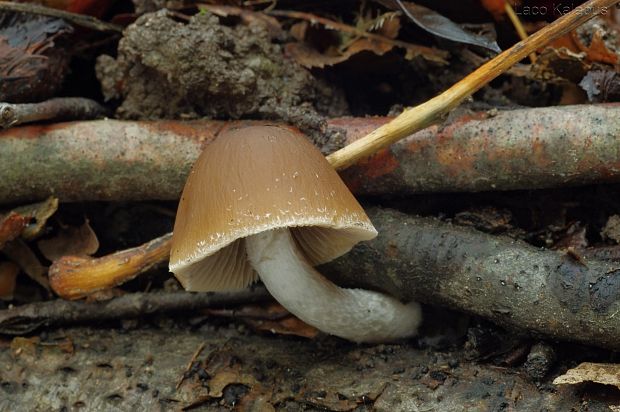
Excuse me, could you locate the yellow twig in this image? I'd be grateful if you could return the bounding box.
[505,1,537,63]
[327,0,618,170]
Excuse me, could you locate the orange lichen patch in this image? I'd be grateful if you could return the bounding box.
[386,241,399,258]
[49,233,172,300]
[329,117,390,144]
[356,148,400,179]
[0,122,74,140]
[433,131,477,178]
[140,120,224,146]
[529,136,554,169]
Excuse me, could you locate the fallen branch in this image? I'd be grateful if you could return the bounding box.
[43,206,620,349]
[0,98,109,129]
[323,208,620,351]
[338,104,620,194]
[0,288,270,335]
[2,105,620,203]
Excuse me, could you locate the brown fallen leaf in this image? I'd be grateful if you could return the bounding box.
[38,219,99,261]
[0,13,72,102]
[547,17,619,65]
[531,47,590,84]
[10,336,40,357]
[271,9,448,68]
[12,197,59,240]
[0,261,19,300]
[553,362,620,389]
[0,197,57,249]
[573,27,618,65]
[208,367,258,398]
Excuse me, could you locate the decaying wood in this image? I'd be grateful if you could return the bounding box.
[42,207,620,350]
[0,288,270,335]
[0,98,108,129]
[49,233,172,300]
[2,105,620,204]
[324,208,620,351]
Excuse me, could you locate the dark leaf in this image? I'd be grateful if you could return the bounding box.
[378,0,501,53]
[579,70,620,102]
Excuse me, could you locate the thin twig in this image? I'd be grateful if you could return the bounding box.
[504,2,537,63]
[176,342,206,390]
[0,1,123,32]
[0,98,109,129]
[0,288,271,335]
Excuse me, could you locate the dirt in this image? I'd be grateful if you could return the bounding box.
[96,10,348,152]
[0,322,604,412]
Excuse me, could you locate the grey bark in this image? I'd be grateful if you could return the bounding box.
[324,208,620,350]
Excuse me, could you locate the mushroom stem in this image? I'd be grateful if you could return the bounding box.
[245,228,421,343]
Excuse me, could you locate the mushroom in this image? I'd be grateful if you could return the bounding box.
[169,125,421,343]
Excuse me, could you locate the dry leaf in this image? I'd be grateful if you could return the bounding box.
[531,47,590,83]
[208,367,258,398]
[0,13,72,102]
[379,0,501,52]
[548,18,619,66]
[553,362,620,389]
[10,336,40,357]
[13,197,59,240]
[273,9,447,68]
[0,261,19,300]
[38,220,99,262]
[573,27,618,65]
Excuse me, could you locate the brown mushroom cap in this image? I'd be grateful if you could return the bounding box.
[169,125,377,291]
